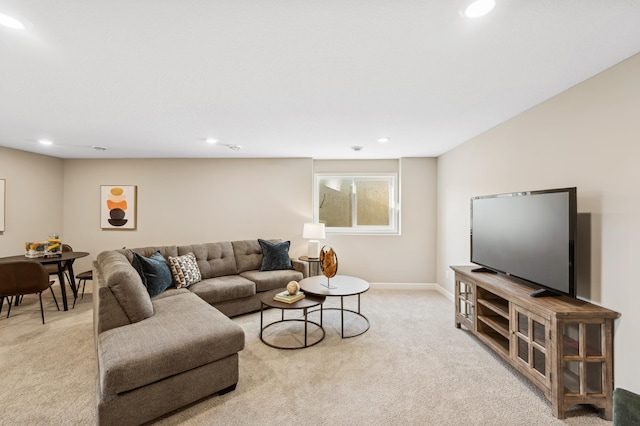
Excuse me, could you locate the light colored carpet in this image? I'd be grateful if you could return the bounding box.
[0,286,609,425]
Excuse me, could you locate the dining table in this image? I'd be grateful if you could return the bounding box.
[0,251,90,311]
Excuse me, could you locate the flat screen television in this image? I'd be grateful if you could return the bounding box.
[470,187,577,298]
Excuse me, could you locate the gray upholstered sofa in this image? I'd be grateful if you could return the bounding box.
[94,239,306,425]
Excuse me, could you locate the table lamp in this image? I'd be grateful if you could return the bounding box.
[302,223,325,259]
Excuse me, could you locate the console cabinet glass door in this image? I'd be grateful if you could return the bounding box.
[512,305,551,388]
[561,321,606,396]
[455,280,475,329]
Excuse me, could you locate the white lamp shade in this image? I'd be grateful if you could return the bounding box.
[302,223,325,239]
[303,223,325,259]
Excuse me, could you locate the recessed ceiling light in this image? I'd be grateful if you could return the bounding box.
[227,144,241,151]
[464,0,496,18]
[205,138,218,144]
[351,146,364,152]
[92,145,108,151]
[377,137,390,143]
[39,139,53,146]
[0,13,26,30]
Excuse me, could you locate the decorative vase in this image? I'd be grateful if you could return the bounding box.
[46,233,62,256]
[25,241,47,258]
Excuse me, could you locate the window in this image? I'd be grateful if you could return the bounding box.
[314,173,399,234]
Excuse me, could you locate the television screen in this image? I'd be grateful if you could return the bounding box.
[470,187,577,297]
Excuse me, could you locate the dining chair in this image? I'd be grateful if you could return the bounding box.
[45,244,76,298]
[73,270,92,308]
[0,261,60,324]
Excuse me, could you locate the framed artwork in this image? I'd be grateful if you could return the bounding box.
[101,185,137,230]
[0,179,5,232]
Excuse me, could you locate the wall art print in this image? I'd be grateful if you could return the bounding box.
[101,185,137,230]
[0,179,5,232]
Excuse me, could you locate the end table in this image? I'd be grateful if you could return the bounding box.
[260,288,326,350]
[299,255,321,276]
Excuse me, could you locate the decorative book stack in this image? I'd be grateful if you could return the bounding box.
[274,290,305,304]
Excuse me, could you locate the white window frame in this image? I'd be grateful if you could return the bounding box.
[313,173,399,235]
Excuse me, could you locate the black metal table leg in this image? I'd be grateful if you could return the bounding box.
[57,261,69,311]
[304,307,308,347]
[67,262,78,299]
[341,296,344,338]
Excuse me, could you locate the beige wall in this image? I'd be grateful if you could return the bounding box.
[1,152,436,283]
[62,158,313,274]
[0,147,64,257]
[436,53,640,393]
[59,157,436,284]
[315,158,437,283]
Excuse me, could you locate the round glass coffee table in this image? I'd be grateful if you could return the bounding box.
[299,275,370,338]
[260,288,326,350]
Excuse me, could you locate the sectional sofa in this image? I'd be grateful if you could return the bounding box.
[93,239,306,425]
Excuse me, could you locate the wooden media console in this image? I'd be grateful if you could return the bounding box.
[451,265,620,420]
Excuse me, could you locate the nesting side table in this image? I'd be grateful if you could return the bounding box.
[259,288,326,350]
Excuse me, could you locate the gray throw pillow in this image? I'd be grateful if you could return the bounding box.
[258,239,293,271]
[131,251,174,297]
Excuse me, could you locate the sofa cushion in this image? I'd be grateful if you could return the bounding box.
[97,250,155,323]
[98,293,245,396]
[121,246,178,263]
[151,287,190,301]
[240,269,304,292]
[232,240,263,273]
[232,239,284,273]
[258,239,293,271]
[188,275,255,304]
[168,253,202,288]
[178,242,237,279]
[131,251,174,297]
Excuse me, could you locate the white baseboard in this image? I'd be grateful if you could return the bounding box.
[436,285,454,302]
[370,282,454,302]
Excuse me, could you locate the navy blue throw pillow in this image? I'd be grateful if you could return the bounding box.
[131,251,174,297]
[258,239,293,271]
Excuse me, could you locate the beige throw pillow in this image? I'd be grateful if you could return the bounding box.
[168,252,202,288]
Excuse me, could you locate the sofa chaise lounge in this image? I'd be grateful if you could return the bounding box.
[94,239,306,425]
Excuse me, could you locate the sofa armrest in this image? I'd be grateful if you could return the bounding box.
[291,259,308,278]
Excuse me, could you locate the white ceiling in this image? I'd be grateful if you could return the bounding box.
[1,1,640,160]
